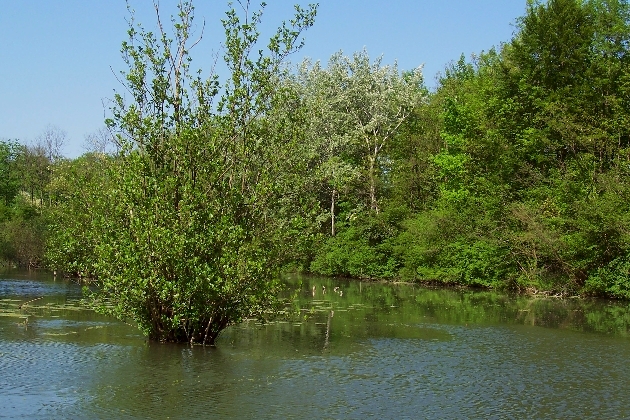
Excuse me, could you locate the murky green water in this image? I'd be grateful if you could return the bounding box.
[1,270,630,419]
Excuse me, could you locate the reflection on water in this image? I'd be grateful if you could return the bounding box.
[1,270,630,419]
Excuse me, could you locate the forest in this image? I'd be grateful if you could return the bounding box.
[1,0,630,343]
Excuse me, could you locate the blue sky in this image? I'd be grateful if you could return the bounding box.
[1,1,527,157]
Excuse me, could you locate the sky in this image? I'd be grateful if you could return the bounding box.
[0,1,527,157]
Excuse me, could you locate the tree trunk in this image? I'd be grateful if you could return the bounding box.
[368,155,379,213]
[330,187,336,236]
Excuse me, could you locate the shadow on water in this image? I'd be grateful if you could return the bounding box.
[1,270,630,418]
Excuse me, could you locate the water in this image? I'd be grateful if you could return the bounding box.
[1,270,630,419]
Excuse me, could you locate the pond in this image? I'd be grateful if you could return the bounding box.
[1,269,630,419]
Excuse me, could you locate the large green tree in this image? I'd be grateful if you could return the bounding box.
[327,51,425,213]
[49,0,317,345]
[296,58,361,237]
[303,51,425,278]
[407,0,630,294]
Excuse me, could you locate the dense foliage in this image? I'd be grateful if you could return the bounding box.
[0,133,64,268]
[302,0,630,300]
[6,0,630,344]
[48,1,317,344]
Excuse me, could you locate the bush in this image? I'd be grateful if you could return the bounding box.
[584,256,630,299]
[311,214,400,279]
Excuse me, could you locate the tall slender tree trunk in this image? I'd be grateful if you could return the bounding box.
[368,155,379,213]
[330,187,336,236]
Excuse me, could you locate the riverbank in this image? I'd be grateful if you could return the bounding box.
[295,271,607,301]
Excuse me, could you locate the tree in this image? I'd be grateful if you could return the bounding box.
[297,58,360,236]
[83,127,119,155]
[404,0,630,294]
[0,139,50,267]
[0,140,21,208]
[0,139,23,264]
[300,52,425,280]
[46,153,113,276]
[50,0,317,345]
[16,143,49,205]
[320,51,424,213]
[35,125,66,163]
[297,50,425,237]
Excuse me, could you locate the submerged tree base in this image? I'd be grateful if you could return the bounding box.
[152,318,229,346]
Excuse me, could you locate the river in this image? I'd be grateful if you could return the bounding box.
[1,269,630,419]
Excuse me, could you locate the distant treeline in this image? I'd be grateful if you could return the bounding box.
[2,0,630,301]
[0,126,65,268]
